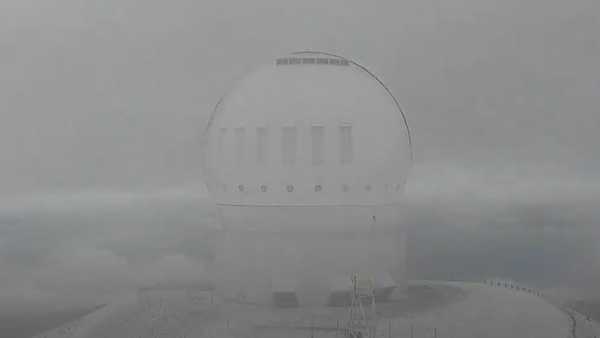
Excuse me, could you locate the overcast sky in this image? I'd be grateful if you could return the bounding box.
[0,0,599,315]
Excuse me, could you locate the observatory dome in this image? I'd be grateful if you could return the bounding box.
[202,52,411,207]
[202,52,411,304]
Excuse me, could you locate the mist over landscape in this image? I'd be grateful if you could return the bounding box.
[1,0,599,336]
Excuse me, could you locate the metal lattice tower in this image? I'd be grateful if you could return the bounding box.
[345,273,377,338]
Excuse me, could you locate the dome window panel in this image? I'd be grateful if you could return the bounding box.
[234,127,246,166]
[282,126,297,166]
[256,126,268,165]
[311,125,325,166]
[339,124,354,165]
[217,128,228,164]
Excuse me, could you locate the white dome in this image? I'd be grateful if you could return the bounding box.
[202,52,411,207]
[201,52,412,304]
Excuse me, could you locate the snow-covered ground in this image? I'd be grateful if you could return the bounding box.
[36,281,587,338]
[397,281,570,338]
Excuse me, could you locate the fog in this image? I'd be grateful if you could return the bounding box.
[1,0,599,332]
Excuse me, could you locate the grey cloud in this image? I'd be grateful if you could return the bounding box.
[1,0,598,194]
[0,192,216,314]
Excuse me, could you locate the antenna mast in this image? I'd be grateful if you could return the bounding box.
[345,273,377,338]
